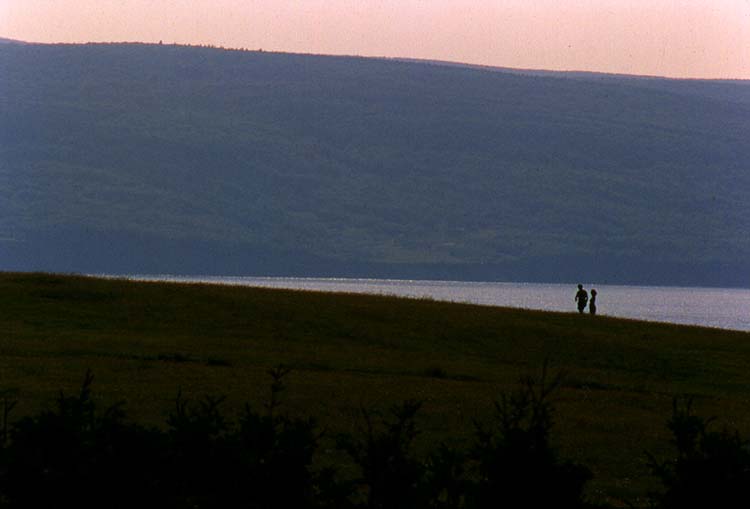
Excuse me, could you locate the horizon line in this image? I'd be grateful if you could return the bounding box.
[3,36,749,82]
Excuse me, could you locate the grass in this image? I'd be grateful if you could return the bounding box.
[1,272,749,507]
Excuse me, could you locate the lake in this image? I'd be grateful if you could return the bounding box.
[115,275,750,332]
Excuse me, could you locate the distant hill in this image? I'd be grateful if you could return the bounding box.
[0,37,26,45]
[1,43,749,286]
[393,57,750,106]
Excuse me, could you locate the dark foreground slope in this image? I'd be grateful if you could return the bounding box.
[2,272,750,505]
[1,44,749,285]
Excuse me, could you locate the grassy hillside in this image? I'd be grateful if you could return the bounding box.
[1,272,749,506]
[1,43,749,285]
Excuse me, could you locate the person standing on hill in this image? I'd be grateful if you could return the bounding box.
[589,289,597,315]
[575,284,588,314]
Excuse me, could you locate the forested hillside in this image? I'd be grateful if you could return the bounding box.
[1,43,748,285]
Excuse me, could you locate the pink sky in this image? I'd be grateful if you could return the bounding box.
[1,0,748,79]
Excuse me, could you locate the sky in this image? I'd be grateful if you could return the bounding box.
[1,0,748,79]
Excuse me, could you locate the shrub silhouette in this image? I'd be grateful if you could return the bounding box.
[0,370,168,508]
[468,367,593,508]
[422,443,470,509]
[648,397,750,509]
[335,400,472,508]
[157,365,349,508]
[0,368,347,508]
[0,366,604,508]
[7,366,750,507]
[337,399,428,508]
[336,367,594,509]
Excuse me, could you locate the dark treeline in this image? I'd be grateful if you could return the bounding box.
[0,368,748,508]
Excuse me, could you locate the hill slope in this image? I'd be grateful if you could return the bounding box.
[1,43,749,285]
[2,272,750,505]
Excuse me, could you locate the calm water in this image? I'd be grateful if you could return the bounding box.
[117,275,750,332]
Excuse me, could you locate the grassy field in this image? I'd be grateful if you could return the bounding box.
[1,272,749,506]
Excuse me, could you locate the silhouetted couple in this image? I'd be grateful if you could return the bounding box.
[575,284,597,315]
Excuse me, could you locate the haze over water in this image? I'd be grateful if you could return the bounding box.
[116,276,750,332]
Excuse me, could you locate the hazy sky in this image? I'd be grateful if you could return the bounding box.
[1,0,748,79]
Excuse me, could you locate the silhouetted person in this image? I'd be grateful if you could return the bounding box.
[575,284,588,314]
[589,289,597,315]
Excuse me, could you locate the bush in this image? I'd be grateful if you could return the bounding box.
[0,366,598,508]
[0,368,348,508]
[468,367,593,509]
[648,397,750,509]
[337,400,427,508]
[336,365,594,509]
[0,371,168,508]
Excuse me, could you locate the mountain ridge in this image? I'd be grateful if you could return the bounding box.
[2,43,748,286]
